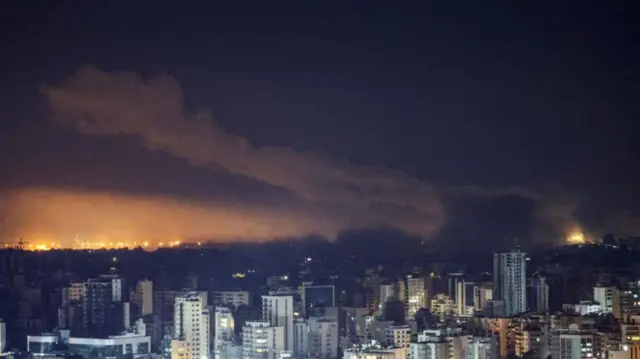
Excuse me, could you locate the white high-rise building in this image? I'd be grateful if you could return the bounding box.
[242,321,285,359]
[262,295,294,352]
[405,276,426,320]
[175,292,210,359]
[493,250,527,316]
[214,307,235,359]
[308,317,339,359]
[133,279,153,316]
[594,286,619,314]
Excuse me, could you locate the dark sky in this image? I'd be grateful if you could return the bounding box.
[0,1,638,249]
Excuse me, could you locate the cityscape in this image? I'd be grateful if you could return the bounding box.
[2,235,640,359]
[1,2,638,359]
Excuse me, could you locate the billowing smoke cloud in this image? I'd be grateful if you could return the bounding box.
[38,65,446,240]
[29,66,589,247]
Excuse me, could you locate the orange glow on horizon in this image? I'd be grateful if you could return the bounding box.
[0,187,343,250]
[7,239,192,251]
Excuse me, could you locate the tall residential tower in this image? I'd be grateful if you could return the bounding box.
[493,250,527,316]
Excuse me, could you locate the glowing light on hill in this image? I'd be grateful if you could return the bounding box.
[567,230,586,244]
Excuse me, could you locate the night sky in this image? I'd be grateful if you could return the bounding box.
[0,1,638,249]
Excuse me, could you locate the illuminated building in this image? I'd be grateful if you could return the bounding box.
[174,292,210,359]
[345,345,407,359]
[262,295,294,352]
[619,282,640,318]
[550,324,596,359]
[242,321,285,359]
[430,294,454,321]
[172,339,191,359]
[494,250,527,316]
[68,282,85,301]
[154,289,191,330]
[211,290,251,308]
[594,286,620,315]
[386,325,411,348]
[473,284,493,312]
[412,328,470,359]
[514,321,549,359]
[28,332,150,359]
[405,275,427,321]
[456,281,475,316]
[214,307,235,359]
[621,316,640,343]
[563,301,601,315]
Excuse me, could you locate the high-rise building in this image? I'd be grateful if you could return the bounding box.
[262,295,294,352]
[473,284,493,312]
[171,339,191,359]
[446,273,465,301]
[308,317,339,359]
[467,336,498,359]
[455,281,475,316]
[412,328,470,359]
[133,280,154,316]
[68,282,85,302]
[385,325,411,348]
[293,319,309,358]
[619,282,640,318]
[405,276,426,321]
[174,292,210,359]
[214,307,235,359]
[529,277,549,313]
[493,250,527,316]
[430,294,454,321]
[301,285,335,316]
[0,320,5,352]
[242,321,285,359]
[550,325,596,359]
[593,286,619,315]
[82,275,127,337]
[379,284,396,313]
